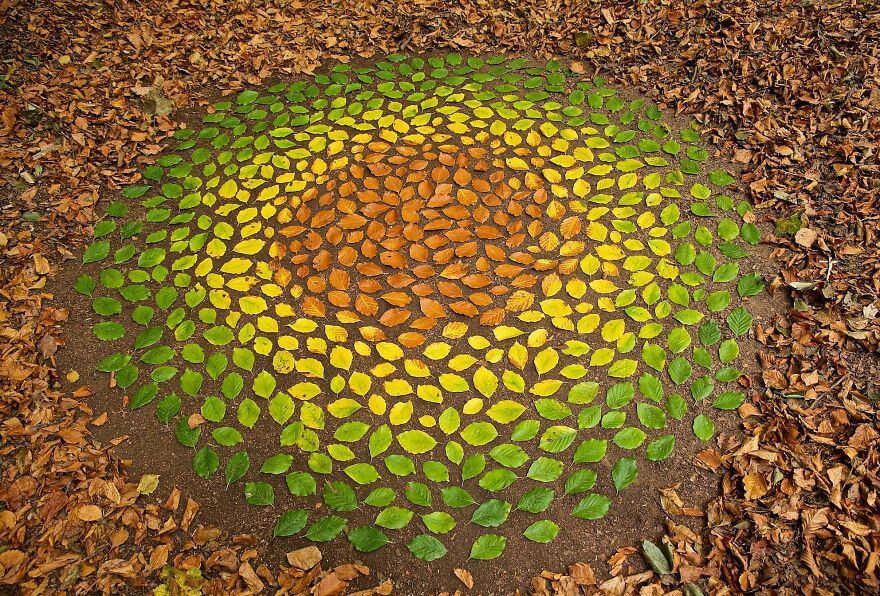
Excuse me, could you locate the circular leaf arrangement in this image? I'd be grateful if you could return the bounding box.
[74,54,763,561]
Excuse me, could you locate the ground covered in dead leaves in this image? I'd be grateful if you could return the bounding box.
[0,0,878,594]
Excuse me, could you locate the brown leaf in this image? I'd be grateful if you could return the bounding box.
[287,545,322,570]
[454,568,474,589]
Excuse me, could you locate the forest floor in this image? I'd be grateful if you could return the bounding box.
[0,0,878,594]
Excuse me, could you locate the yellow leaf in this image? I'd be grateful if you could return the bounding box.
[589,348,615,366]
[473,366,498,398]
[239,295,267,315]
[589,279,618,294]
[417,385,443,403]
[601,319,626,342]
[329,346,353,371]
[404,359,430,378]
[137,474,160,495]
[463,398,484,415]
[368,394,386,415]
[534,347,559,375]
[448,354,478,372]
[384,379,413,397]
[539,299,572,317]
[507,342,528,370]
[389,401,413,425]
[295,357,324,379]
[273,350,296,374]
[423,342,452,360]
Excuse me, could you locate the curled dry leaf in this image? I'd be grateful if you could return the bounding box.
[454,567,474,589]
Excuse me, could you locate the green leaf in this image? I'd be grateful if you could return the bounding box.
[348,526,389,552]
[708,169,735,186]
[471,499,511,527]
[92,297,122,316]
[572,493,611,520]
[564,469,597,495]
[364,487,395,507]
[706,290,730,313]
[397,429,437,454]
[613,427,646,449]
[719,339,740,363]
[526,457,563,482]
[713,390,745,410]
[269,393,294,424]
[511,419,540,441]
[323,481,357,512]
[422,511,456,534]
[523,520,559,543]
[344,463,379,485]
[737,273,765,297]
[667,327,691,354]
[244,482,274,506]
[375,506,413,529]
[460,422,498,446]
[141,345,174,364]
[516,488,554,513]
[83,240,110,264]
[489,443,529,468]
[698,321,721,345]
[408,534,447,561]
[668,357,692,385]
[252,370,276,398]
[637,403,667,429]
[369,424,393,458]
[384,454,415,477]
[179,368,203,397]
[470,534,506,560]
[690,375,714,401]
[713,263,739,283]
[75,274,96,296]
[693,414,715,441]
[727,307,753,337]
[93,321,125,341]
[156,393,181,423]
[741,222,760,245]
[212,426,242,446]
[534,399,571,420]
[642,342,666,371]
[134,327,163,350]
[192,447,219,479]
[335,421,370,442]
[642,540,673,574]
[130,382,158,409]
[636,374,662,402]
[715,367,741,382]
[237,398,260,428]
[205,352,228,379]
[305,515,346,542]
[441,486,475,508]
[261,454,293,475]
[573,439,607,463]
[612,457,638,491]
[479,469,517,492]
[284,471,316,497]
[273,509,309,537]
[539,425,577,453]
[646,435,676,461]
[174,417,200,447]
[404,482,432,507]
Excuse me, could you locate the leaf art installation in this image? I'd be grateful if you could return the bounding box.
[74,55,762,561]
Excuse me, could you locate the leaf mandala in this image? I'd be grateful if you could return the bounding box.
[74,54,760,560]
